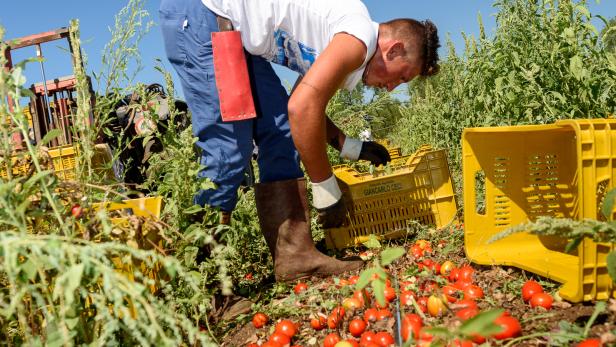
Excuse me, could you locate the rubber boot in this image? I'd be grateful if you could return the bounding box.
[255,178,364,282]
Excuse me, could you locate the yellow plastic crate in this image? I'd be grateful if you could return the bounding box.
[94,197,165,294]
[325,146,458,249]
[49,145,78,180]
[463,119,616,302]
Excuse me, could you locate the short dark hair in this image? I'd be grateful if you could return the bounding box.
[382,18,440,76]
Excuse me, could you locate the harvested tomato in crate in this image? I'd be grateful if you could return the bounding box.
[324,145,458,250]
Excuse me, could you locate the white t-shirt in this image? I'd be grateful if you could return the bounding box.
[201,0,378,90]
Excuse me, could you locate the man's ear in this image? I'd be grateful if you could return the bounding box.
[386,41,405,61]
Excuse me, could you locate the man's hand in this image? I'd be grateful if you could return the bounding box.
[340,138,392,166]
[316,198,348,229]
[312,174,348,229]
[359,141,391,166]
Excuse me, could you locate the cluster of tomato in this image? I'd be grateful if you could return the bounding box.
[246,239,603,346]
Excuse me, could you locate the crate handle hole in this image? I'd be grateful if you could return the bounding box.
[475,170,486,215]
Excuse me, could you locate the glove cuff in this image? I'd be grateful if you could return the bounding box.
[312,174,342,209]
[340,137,363,161]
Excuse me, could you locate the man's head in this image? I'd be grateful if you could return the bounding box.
[363,19,440,91]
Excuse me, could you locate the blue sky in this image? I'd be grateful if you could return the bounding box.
[1,1,614,99]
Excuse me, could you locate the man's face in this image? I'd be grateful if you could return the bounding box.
[363,43,422,91]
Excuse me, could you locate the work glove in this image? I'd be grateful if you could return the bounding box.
[312,174,348,229]
[340,138,391,166]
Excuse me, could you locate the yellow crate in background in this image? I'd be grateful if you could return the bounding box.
[94,196,165,294]
[463,118,616,302]
[49,145,78,180]
[325,145,458,250]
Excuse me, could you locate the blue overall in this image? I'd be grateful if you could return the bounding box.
[159,0,304,212]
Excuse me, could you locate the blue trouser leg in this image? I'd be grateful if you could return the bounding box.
[159,0,303,212]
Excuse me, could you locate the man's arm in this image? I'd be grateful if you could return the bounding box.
[291,76,346,152]
[287,33,366,183]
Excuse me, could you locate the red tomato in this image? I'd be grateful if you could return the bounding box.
[453,280,472,291]
[376,308,392,321]
[442,285,460,303]
[521,280,544,302]
[450,339,474,347]
[363,308,378,323]
[360,331,376,344]
[374,332,394,347]
[275,319,297,338]
[294,282,308,294]
[383,286,396,302]
[493,315,521,340]
[252,312,268,328]
[463,285,484,300]
[354,289,371,307]
[261,341,282,347]
[455,298,478,310]
[471,334,486,344]
[401,313,422,341]
[410,244,424,258]
[71,204,83,218]
[328,307,345,329]
[399,290,417,306]
[416,239,431,250]
[416,296,428,313]
[323,333,341,347]
[455,307,479,321]
[349,318,367,337]
[576,338,602,347]
[458,265,475,282]
[530,292,553,309]
[348,275,360,285]
[269,332,291,346]
[310,314,327,331]
[448,268,460,282]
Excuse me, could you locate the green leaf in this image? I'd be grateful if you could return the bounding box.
[362,234,381,249]
[601,189,616,221]
[459,309,504,336]
[21,259,37,282]
[570,55,585,81]
[421,326,450,337]
[606,251,616,283]
[53,264,84,306]
[372,278,386,308]
[565,237,583,253]
[38,129,62,147]
[183,204,205,215]
[356,268,378,291]
[380,247,405,266]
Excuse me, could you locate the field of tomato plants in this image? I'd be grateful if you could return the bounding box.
[0,0,615,346]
